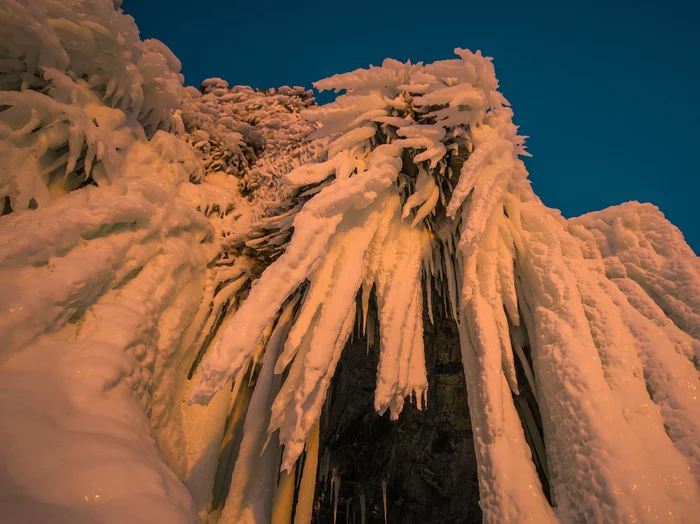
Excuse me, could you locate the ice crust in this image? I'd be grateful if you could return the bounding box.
[1,1,699,523]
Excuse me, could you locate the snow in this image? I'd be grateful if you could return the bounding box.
[0,339,198,524]
[1,1,699,523]
[506,198,699,522]
[189,144,403,410]
[0,124,217,522]
[217,297,297,523]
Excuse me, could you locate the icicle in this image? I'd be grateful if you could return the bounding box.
[391,279,421,417]
[211,365,257,514]
[373,215,424,417]
[438,178,447,207]
[514,394,550,484]
[382,479,388,524]
[293,423,320,524]
[247,322,274,387]
[361,282,370,336]
[319,449,329,485]
[219,296,298,523]
[496,302,519,395]
[401,166,434,218]
[410,185,439,228]
[473,217,519,394]
[361,193,402,337]
[345,499,350,524]
[181,367,237,515]
[277,245,342,373]
[456,309,556,524]
[445,141,493,217]
[454,244,465,308]
[425,279,434,325]
[509,322,537,397]
[442,275,449,317]
[498,221,520,326]
[461,250,505,432]
[402,282,428,410]
[271,466,296,524]
[272,303,357,470]
[332,469,341,524]
[360,491,366,524]
[443,252,459,321]
[330,472,335,515]
[458,165,512,253]
[421,233,435,325]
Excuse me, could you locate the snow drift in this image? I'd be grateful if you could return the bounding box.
[0,1,699,523]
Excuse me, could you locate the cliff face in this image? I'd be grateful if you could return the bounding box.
[313,311,482,524]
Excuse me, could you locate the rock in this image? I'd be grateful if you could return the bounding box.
[312,310,481,524]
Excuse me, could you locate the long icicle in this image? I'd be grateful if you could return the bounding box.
[332,469,341,524]
[271,466,297,524]
[293,422,320,524]
[382,479,387,524]
[360,490,366,524]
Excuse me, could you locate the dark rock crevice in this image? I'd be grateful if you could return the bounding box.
[312,309,481,524]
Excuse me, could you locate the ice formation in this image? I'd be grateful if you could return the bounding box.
[1,1,699,523]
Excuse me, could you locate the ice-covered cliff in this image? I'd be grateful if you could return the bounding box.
[1,1,699,523]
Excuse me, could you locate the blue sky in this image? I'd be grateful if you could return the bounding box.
[124,0,700,251]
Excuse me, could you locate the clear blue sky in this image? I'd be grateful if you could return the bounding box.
[124,0,700,252]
